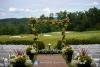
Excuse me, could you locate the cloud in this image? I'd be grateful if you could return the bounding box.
[8,7,32,12]
[0,12,6,16]
[42,8,51,16]
[93,2,99,6]
[43,8,50,14]
[64,1,99,7]
[9,7,16,12]
[0,8,5,11]
[25,9,31,12]
[85,1,99,6]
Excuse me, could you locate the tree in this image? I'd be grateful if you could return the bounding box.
[49,13,54,19]
[56,10,67,20]
[40,14,46,20]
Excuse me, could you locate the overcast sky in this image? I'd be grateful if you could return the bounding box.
[0,0,100,19]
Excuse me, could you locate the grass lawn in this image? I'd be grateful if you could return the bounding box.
[0,31,100,45]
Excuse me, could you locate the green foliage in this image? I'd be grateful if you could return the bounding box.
[26,47,33,54]
[12,55,26,67]
[34,41,45,50]
[0,18,31,35]
[0,40,45,49]
[0,7,100,35]
[55,40,63,50]
[0,40,33,45]
[56,10,67,20]
[65,37,100,44]
[56,37,100,46]
[0,31,100,45]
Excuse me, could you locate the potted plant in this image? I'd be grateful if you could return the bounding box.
[10,50,32,67]
[75,48,92,67]
[26,47,36,62]
[62,46,74,63]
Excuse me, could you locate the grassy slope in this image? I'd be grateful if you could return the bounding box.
[0,31,100,45]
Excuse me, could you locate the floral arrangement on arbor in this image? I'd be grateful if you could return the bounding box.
[26,46,37,62]
[10,50,32,67]
[62,46,74,63]
[74,48,92,67]
[38,49,61,54]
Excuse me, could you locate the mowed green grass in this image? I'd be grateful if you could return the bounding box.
[0,31,100,45]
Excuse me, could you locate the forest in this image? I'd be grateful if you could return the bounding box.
[0,7,100,35]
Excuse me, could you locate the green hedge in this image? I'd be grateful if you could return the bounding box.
[65,38,100,44]
[56,38,100,49]
[34,41,45,50]
[0,40,33,45]
[0,40,45,50]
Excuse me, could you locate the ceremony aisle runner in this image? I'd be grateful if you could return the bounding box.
[34,54,68,67]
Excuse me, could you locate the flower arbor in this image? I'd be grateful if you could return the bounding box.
[28,17,39,51]
[28,17,38,41]
[61,18,70,42]
[55,17,70,49]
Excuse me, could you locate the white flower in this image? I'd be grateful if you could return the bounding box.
[78,57,80,60]
[62,48,66,52]
[25,59,32,66]
[31,49,36,54]
[84,60,87,63]
[76,53,79,56]
[79,62,83,64]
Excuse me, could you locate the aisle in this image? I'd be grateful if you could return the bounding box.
[34,54,68,67]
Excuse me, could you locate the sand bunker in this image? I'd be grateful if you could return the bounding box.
[43,34,52,36]
[9,36,22,38]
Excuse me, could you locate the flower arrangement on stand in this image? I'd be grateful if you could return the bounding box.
[38,49,61,54]
[73,48,92,67]
[10,50,32,67]
[62,46,74,63]
[26,46,37,63]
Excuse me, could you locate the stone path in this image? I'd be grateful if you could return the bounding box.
[34,54,68,67]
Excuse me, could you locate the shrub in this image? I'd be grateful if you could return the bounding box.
[0,40,45,50]
[34,41,45,50]
[55,40,64,50]
[55,37,100,48]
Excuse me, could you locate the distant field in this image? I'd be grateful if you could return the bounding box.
[0,31,100,45]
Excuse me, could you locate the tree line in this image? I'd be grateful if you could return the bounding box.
[0,7,100,35]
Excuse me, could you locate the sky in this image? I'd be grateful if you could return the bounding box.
[0,0,100,19]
